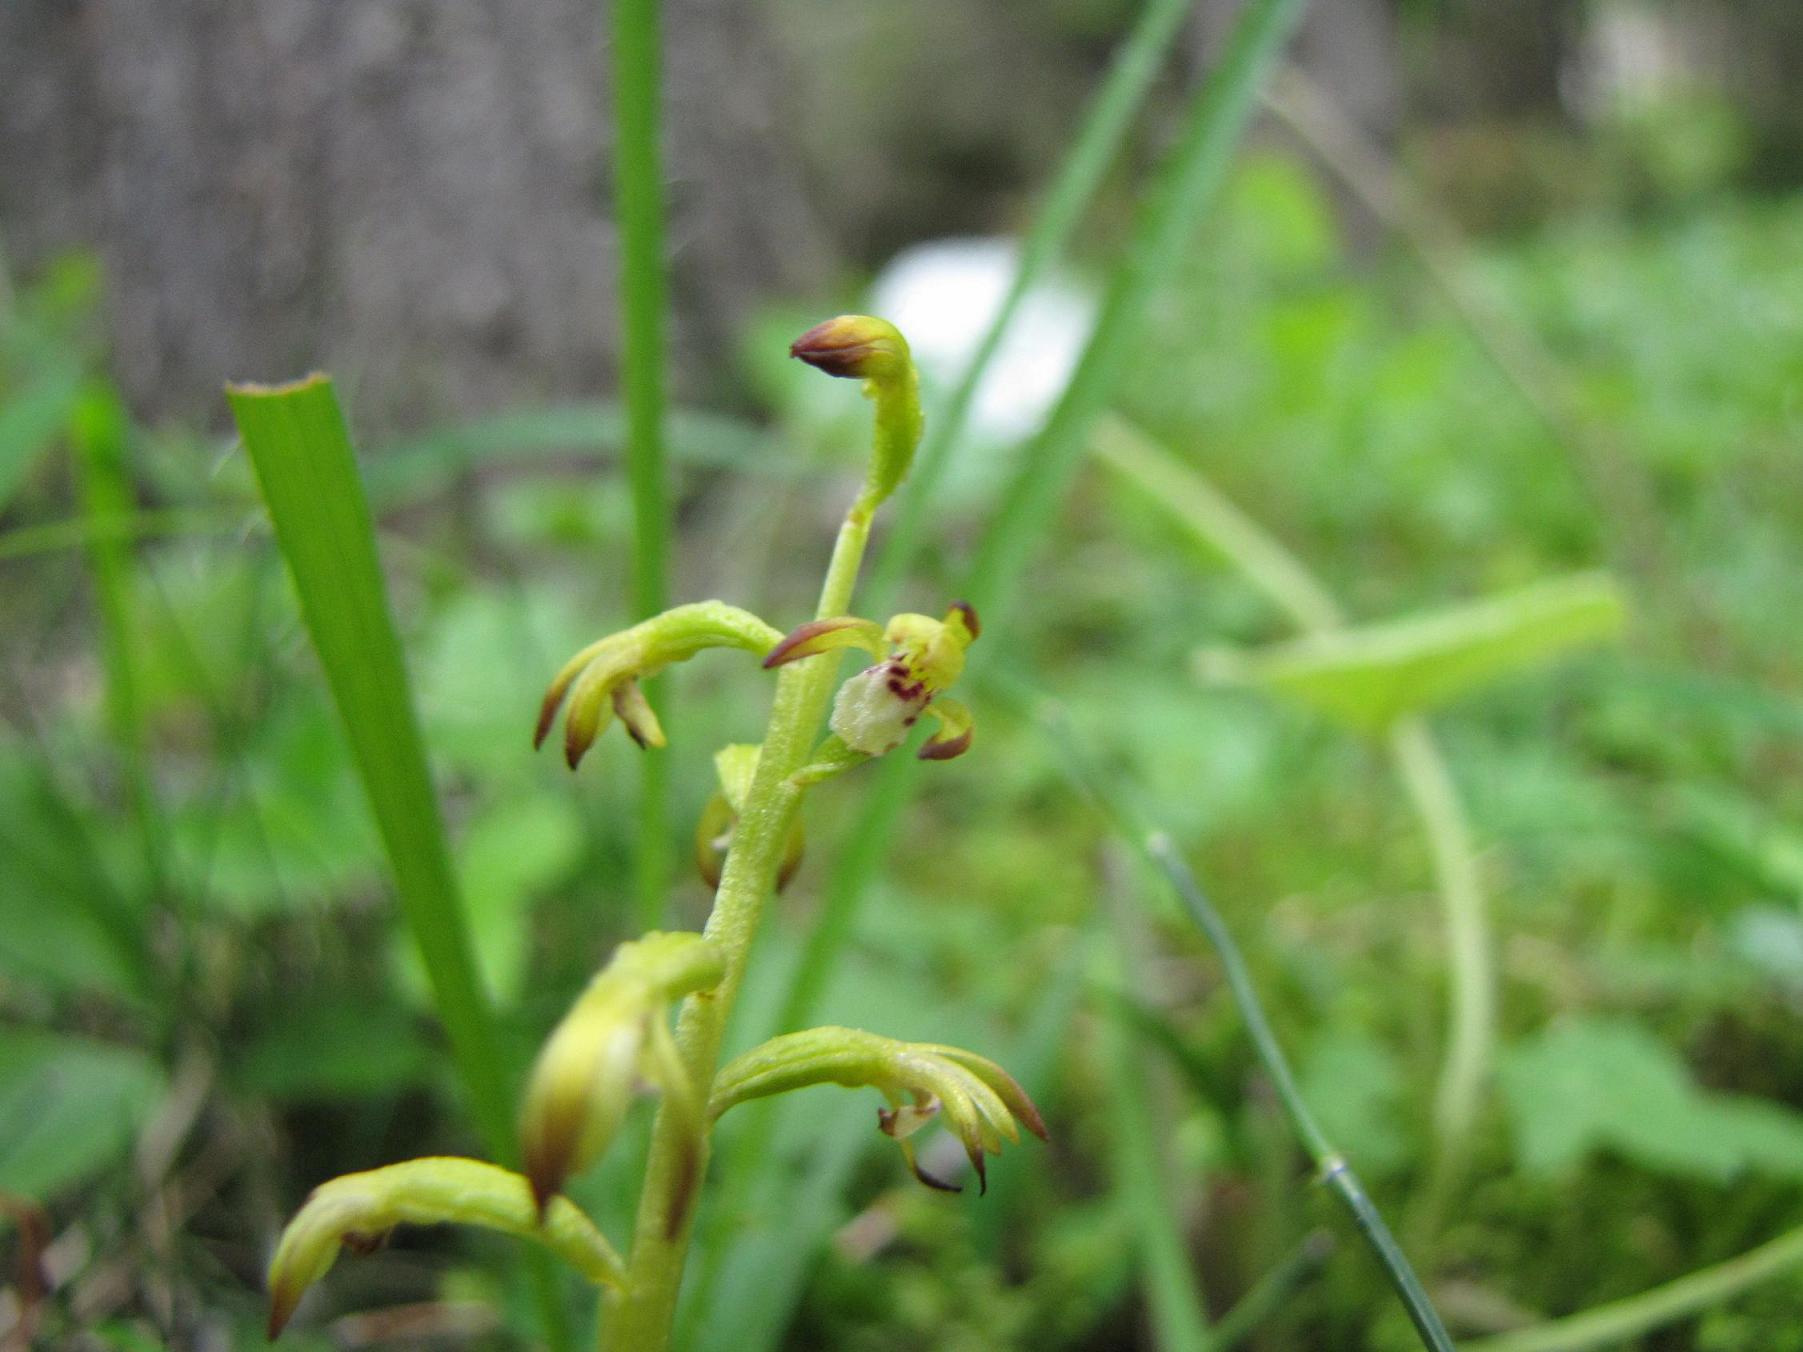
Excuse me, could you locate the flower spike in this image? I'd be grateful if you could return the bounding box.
[266,1157,623,1338]
[710,1027,1047,1195]
[519,933,724,1210]
[534,601,783,769]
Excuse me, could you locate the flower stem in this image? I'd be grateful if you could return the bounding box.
[599,496,877,1350]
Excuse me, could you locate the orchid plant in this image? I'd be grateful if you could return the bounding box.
[263,316,1045,1349]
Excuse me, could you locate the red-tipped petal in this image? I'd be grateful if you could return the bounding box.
[789,315,906,381]
[763,616,884,669]
[947,600,980,640]
[612,681,667,750]
[918,726,972,761]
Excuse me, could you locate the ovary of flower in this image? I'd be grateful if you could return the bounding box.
[763,602,979,760]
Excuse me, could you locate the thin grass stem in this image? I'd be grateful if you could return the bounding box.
[1029,688,1456,1352]
[613,0,675,932]
[1461,1223,1803,1352]
[1092,415,1495,1163]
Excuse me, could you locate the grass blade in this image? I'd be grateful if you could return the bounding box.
[1462,1223,1803,1352]
[228,376,574,1348]
[864,0,1199,612]
[613,0,675,931]
[225,375,514,1155]
[1026,686,1457,1352]
[1099,933,1214,1351]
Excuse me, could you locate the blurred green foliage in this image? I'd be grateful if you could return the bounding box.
[3,114,1802,1349]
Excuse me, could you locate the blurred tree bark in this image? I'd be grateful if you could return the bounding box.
[0,0,831,429]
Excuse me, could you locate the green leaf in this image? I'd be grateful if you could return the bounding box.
[1211,573,1627,732]
[232,996,431,1102]
[0,353,83,513]
[0,745,147,1000]
[0,1029,165,1199]
[1500,1016,1803,1181]
[226,374,513,1161]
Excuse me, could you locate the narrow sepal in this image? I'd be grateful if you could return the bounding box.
[710,1026,1046,1195]
[763,616,886,669]
[265,1157,623,1338]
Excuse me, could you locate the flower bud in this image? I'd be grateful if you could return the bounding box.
[519,933,724,1209]
[535,601,783,769]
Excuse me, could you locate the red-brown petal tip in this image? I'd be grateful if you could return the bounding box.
[533,687,563,750]
[917,727,972,761]
[948,600,980,639]
[789,319,884,379]
[267,1288,299,1341]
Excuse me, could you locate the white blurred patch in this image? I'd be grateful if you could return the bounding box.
[868,237,1095,447]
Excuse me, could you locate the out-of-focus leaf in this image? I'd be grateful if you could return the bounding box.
[1299,1029,1409,1174]
[1500,1016,1803,1181]
[1207,573,1626,732]
[0,355,83,513]
[455,796,583,1004]
[0,1030,164,1199]
[0,746,146,1000]
[168,695,381,917]
[231,997,431,1102]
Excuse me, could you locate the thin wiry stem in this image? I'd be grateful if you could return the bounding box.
[1031,689,1456,1352]
[1462,1223,1803,1352]
[1091,416,1496,1169]
[613,0,675,931]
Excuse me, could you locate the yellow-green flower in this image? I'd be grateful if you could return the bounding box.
[710,1026,1046,1194]
[764,601,979,760]
[534,601,782,769]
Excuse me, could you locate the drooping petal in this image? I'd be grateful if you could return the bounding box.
[266,1158,623,1338]
[918,696,974,761]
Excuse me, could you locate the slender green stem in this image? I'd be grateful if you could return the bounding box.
[601,494,882,1350]
[69,383,165,897]
[613,0,674,931]
[864,0,1198,614]
[1033,692,1455,1352]
[1092,416,1495,1159]
[1389,718,1492,1156]
[1462,1224,1803,1352]
[1100,896,1214,1352]
[1211,1231,1334,1349]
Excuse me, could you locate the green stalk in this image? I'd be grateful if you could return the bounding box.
[69,382,165,896]
[863,0,1198,613]
[1091,416,1495,1159]
[600,382,908,1349]
[1100,901,1214,1352]
[613,0,674,931]
[1034,691,1455,1352]
[1211,1231,1334,1349]
[226,377,572,1349]
[1462,1224,1803,1352]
